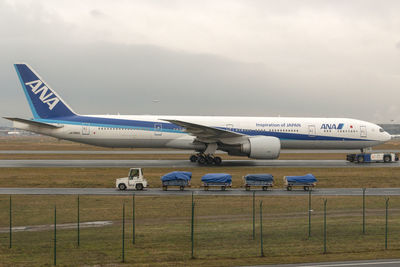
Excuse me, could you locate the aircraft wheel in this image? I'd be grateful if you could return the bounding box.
[190,155,198,162]
[214,156,222,165]
[206,156,214,165]
[118,183,127,191]
[198,156,206,165]
[384,155,391,163]
[357,155,364,163]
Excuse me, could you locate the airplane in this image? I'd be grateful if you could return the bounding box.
[4,63,392,165]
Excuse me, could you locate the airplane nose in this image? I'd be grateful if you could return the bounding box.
[384,132,391,142]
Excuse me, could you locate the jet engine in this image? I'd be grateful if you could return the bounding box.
[240,136,281,159]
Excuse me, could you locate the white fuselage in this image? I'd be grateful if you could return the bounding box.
[14,115,391,151]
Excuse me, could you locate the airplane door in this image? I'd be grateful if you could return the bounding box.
[308,125,316,137]
[360,126,367,138]
[154,123,162,136]
[82,123,90,135]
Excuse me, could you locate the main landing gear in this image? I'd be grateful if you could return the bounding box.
[189,154,222,165]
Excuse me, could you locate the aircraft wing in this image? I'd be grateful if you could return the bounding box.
[3,117,63,129]
[162,119,246,143]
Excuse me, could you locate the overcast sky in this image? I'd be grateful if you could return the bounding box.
[1,0,400,125]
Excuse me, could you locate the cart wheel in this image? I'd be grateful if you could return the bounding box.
[179,185,184,191]
[287,186,292,191]
[118,183,127,191]
[245,186,250,191]
[262,186,268,191]
[357,155,364,163]
[204,186,209,191]
[163,186,167,191]
[304,186,309,191]
[221,186,226,191]
[136,183,143,191]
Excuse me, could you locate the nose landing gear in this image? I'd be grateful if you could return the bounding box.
[189,154,222,165]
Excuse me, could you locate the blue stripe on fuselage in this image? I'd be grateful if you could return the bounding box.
[35,115,373,142]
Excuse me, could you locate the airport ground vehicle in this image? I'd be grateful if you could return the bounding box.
[346,152,399,163]
[284,174,317,191]
[244,174,274,191]
[161,171,191,191]
[202,173,232,191]
[116,168,148,190]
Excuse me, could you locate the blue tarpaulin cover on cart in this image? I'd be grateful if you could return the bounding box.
[161,171,192,181]
[201,173,232,183]
[245,174,274,182]
[286,174,317,183]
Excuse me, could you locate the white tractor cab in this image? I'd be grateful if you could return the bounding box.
[116,168,148,191]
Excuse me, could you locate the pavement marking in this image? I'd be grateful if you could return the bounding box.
[0,220,113,233]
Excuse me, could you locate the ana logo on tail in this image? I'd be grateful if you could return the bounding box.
[25,80,60,110]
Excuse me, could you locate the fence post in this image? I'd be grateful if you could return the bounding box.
[385,197,389,250]
[132,194,135,244]
[54,205,57,266]
[122,202,125,263]
[308,190,312,238]
[191,200,195,259]
[260,200,264,257]
[253,191,255,240]
[362,188,366,234]
[9,195,12,249]
[77,195,80,247]
[323,199,327,254]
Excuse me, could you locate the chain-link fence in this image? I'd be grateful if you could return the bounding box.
[0,193,399,265]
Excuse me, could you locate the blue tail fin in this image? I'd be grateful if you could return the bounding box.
[14,63,76,119]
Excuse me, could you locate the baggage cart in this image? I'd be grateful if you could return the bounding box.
[243,174,274,191]
[284,174,317,191]
[161,171,191,191]
[201,173,232,191]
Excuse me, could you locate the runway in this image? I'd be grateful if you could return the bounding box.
[0,149,398,154]
[268,259,400,267]
[1,187,399,196]
[0,159,399,167]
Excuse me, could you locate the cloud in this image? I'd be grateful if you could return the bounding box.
[1,0,400,125]
[90,9,107,19]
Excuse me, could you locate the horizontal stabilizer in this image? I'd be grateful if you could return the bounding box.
[3,117,63,129]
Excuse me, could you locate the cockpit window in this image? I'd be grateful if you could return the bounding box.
[379,128,385,132]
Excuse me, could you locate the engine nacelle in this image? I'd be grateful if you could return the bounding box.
[241,136,281,159]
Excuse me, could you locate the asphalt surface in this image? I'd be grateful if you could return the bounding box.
[262,259,400,267]
[1,149,398,154]
[0,187,399,196]
[0,159,398,168]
